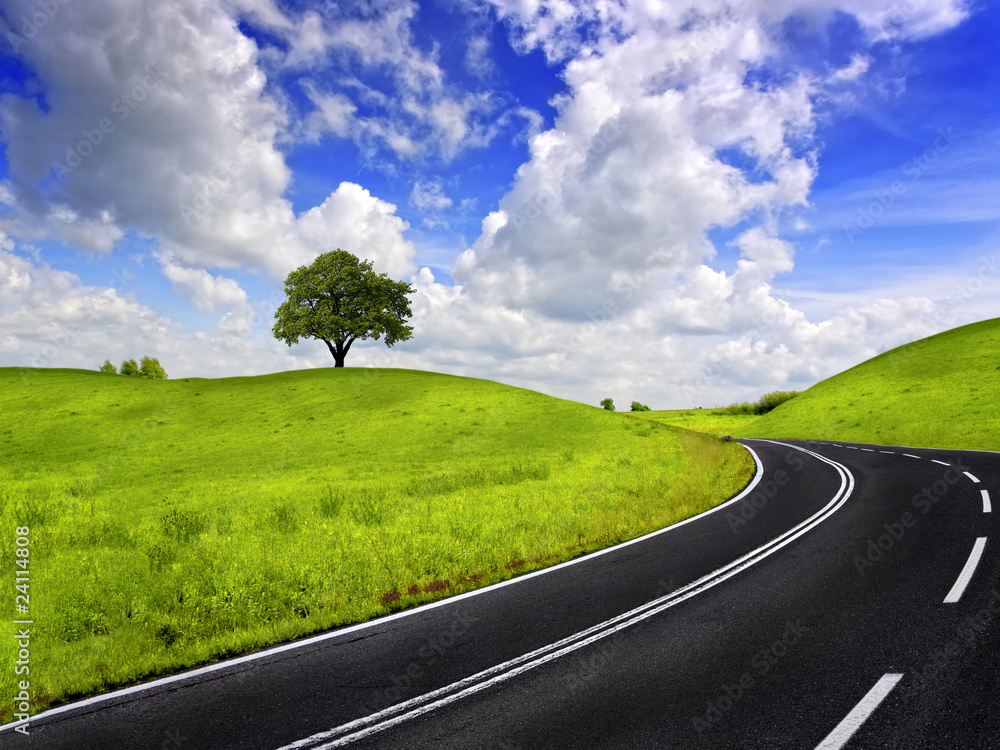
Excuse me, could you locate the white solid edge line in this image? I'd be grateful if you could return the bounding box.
[965,471,981,483]
[814,673,904,750]
[932,459,951,466]
[0,442,768,734]
[276,440,855,750]
[944,537,988,604]
[982,490,992,514]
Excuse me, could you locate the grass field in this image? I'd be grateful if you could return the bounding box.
[0,366,753,719]
[644,409,762,436]
[733,317,1000,450]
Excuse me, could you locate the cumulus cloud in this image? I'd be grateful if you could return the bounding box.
[158,257,248,312]
[0,0,975,408]
[0,0,418,284]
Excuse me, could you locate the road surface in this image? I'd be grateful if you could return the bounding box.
[4,439,998,749]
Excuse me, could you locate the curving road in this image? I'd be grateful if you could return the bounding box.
[3,439,998,749]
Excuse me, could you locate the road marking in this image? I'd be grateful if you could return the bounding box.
[861,448,874,452]
[0,446,769,736]
[944,537,988,604]
[814,673,903,750]
[965,471,981,483]
[879,451,895,455]
[275,441,856,750]
[903,454,921,459]
[932,459,950,466]
[982,490,992,514]
[846,445,858,450]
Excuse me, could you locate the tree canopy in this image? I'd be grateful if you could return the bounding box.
[272,249,414,367]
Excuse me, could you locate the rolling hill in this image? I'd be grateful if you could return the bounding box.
[733,317,1000,450]
[0,366,752,718]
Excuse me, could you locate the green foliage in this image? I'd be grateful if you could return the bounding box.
[0,366,753,720]
[721,390,801,416]
[120,358,139,377]
[600,397,615,411]
[139,356,168,380]
[756,391,800,413]
[630,401,651,412]
[273,249,414,367]
[99,359,117,374]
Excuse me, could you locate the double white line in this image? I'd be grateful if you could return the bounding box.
[277,441,855,750]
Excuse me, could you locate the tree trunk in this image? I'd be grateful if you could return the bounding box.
[324,338,351,367]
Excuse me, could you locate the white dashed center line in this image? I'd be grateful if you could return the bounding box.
[944,537,988,604]
[814,673,904,750]
[964,471,981,483]
[982,490,992,514]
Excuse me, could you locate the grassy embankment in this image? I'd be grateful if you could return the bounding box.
[733,317,1000,449]
[644,408,761,436]
[0,367,753,719]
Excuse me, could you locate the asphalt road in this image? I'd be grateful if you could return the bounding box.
[4,438,998,749]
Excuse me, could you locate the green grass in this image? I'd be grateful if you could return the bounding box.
[0,366,753,718]
[733,317,1000,449]
[644,408,762,436]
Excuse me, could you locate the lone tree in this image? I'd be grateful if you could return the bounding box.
[273,249,414,367]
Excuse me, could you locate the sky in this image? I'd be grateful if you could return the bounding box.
[0,0,997,409]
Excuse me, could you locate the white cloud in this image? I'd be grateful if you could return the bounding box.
[0,0,977,409]
[296,182,416,280]
[158,257,248,312]
[411,179,453,211]
[831,54,871,81]
[0,0,419,287]
[301,82,358,141]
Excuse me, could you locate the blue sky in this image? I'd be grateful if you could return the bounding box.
[0,0,996,407]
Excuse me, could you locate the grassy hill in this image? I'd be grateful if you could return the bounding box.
[0,366,752,718]
[644,408,761,437]
[732,317,1000,449]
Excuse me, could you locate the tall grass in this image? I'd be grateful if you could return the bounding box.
[0,367,753,718]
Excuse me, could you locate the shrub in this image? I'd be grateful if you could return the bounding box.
[630,401,651,412]
[139,356,168,379]
[99,360,117,374]
[120,359,139,377]
[756,390,800,413]
[721,391,801,415]
[600,397,615,411]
